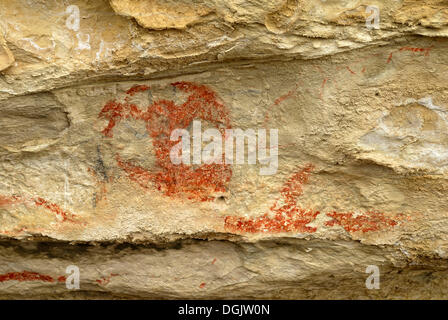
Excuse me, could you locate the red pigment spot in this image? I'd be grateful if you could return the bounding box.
[199,282,206,288]
[57,276,66,283]
[99,81,232,202]
[34,197,76,222]
[0,271,55,283]
[211,258,217,265]
[325,211,401,233]
[96,273,119,285]
[126,85,150,96]
[225,164,320,233]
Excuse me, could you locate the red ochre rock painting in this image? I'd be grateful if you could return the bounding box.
[0,270,120,286]
[0,194,82,236]
[33,197,77,222]
[0,271,66,283]
[87,167,109,205]
[264,44,436,115]
[247,46,430,235]
[388,46,432,63]
[224,165,406,234]
[95,273,119,285]
[325,211,406,233]
[225,164,321,233]
[98,81,232,202]
[0,194,78,224]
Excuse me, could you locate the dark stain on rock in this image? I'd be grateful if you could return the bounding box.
[95,145,108,181]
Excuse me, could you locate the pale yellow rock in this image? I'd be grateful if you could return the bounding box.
[109,0,213,30]
[0,35,14,71]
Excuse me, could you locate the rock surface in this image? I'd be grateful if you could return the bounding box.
[0,0,448,299]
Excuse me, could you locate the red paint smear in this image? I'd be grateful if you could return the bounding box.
[34,197,76,222]
[96,273,119,285]
[225,164,320,233]
[0,195,20,207]
[274,88,296,105]
[199,282,206,288]
[386,52,393,64]
[400,46,431,56]
[126,85,150,96]
[386,46,431,64]
[116,155,152,189]
[346,66,356,75]
[211,258,217,265]
[99,81,232,202]
[264,82,301,125]
[0,271,55,283]
[325,211,401,233]
[0,271,123,286]
[0,195,77,224]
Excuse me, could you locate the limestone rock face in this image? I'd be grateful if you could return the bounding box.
[0,35,14,71]
[0,0,448,299]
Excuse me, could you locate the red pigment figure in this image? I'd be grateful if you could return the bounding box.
[0,195,77,223]
[96,273,119,285]
[224,164,405,234]
[224,164,321,233]
[99,82,232,202]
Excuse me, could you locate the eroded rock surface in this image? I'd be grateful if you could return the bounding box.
[0,0,447,299]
